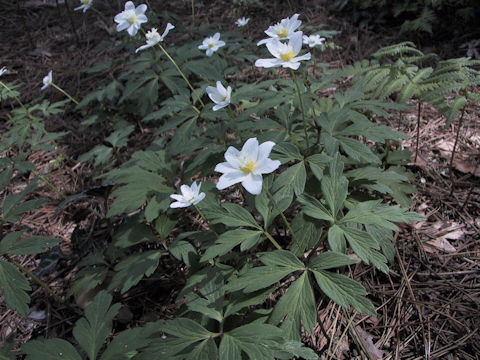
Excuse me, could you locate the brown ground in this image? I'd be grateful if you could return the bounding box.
[0,1,479,359]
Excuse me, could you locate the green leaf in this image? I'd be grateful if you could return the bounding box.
[187,271,224,323]
[311,269,376,316]
[2,180,47,223]
[309,251,357,270]
[219,335,241,360]
[109,250,162,293]
[224,287,273,318]
[269,272,316,340]
[0,260,30,316]
[271,142,303,163]
[280,341,318,360]
[337,136,381,164]
[341,226,389,274]
[190,338,218,360]
[201,229,263,261]
[273,161,306,196]
[297,194,334,222]
[0,232,62,255]
[23,339,82,360]
[0,336,16,359]
[73,291,121,360]
[113,218,157,248]
[306,153,331,181]
[100,327,153,360]
[258,250,305,269]
[321,155,348,219]
[290,213,323,257]
[327,224,346,253]
[204,203,262,230]
[157,318,216,340]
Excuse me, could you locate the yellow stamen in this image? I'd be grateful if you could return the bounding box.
[208,42,216,48]
[277,27,288,38]
[280,50,295,61]
[240,160,255,174]
[127,14,137,24]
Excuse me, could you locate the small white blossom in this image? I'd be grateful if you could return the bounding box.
[255,32,311,70]
[136,23,174,53]
[303,34,325,48]
[235,17,250,27]
[170,181,206,208]
[206,81,232,111]
[198,33,225,56]
[41,70,53,90]
[0,67,7,77]
[215,138,280,195]
[114,1,148,37]
[257,13,302,46]
[74,0,93,13]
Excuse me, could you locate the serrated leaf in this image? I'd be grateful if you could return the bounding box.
[327,224,347,253]
[0,232,62,255]
[290,213,323,257]
[100,327,152,360]
[73,291,121,360]
[113,218,157,248]
[201,229,263,261]
[309,251,357,270]
[157,318,216,340]
[204,203,262,230]
[23,339,82,360]
[109,250,162,293]
[297,194,334,223]
[306,153,331,181]
[311,269,376,315]
[0,260,30,316]
[273,161,306,196]
[269,272,316,340]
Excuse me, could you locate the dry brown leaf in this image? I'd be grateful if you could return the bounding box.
[354,326,384,360]
[434,140,480,176]
[423,237,457,253]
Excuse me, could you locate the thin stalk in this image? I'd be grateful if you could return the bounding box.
[90,7,111,28]
[191,0,195,26]
[263,231,282,250]
[51,83,79,105]
[460,177,477,212]
[448,107,466,197]
[193,204,218,237]
[263,185,298,244]
[156,43,205,107]
[290,69,310,150]
[3,254,64,304]
[63,0,81,46]
[414,101,421,163]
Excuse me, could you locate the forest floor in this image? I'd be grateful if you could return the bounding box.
[0,0,479,359]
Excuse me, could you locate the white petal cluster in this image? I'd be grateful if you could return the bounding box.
[235,17,250,27]
[170,182,206,208]
[0,67,7,77]
[257,13,301,46]
[255,32,311,70]
[215,138,280,195]
[303,34,325,48]
[114,1,148,37]
[198,33,225,56]
[136,23,174,53]
[206,81,232,111]
[41,70,53,90]
[74,0,93,13]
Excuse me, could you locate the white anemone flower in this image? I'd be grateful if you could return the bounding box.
[74,0,93,13]
[206,81,232,111]
[170,181,206,208]
[255,32,311,70]
[0,67,7,76]
[303,34,325,48]
[198,33,225,56]
[114,1,148,37]
[235,17,250,27]
[41,70,53,90]
[215,138,281,195]
[136,23,174,53]
[257,13,302,46]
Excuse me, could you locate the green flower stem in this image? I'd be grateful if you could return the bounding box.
[156,42,205,108]
[263,230,282,250]
[290,69,310,150]
[51,83,79,105]
[3,254,65,304]
[193,204,218,237]
[263,185,298,244]
[33,170,66,199]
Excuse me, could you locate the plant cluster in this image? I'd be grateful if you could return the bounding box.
[1,1,479,359]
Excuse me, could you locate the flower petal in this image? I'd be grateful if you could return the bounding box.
[241,138,259,159]
[224,146,241,168]
[257,141,276,160]
[266,39,281,58]
[290,32,303,55]
[255,158,281,174]
[241,174,263,195]
[135,4,147,14]
[215,162,239,174]
[170,201,189,208]
[124,1,135,10]
[217,172,245,190]
[255,58,283,68]
[193,192,206,205]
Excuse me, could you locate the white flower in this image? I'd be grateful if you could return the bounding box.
[257,13,302,46]
[74,0,93,13]
[41,70,53,90]
[255,32,311,70]
[303,34,325,48]
[170,181,206,208]
[136,23,174,53]
[235,17,250,27]
[114,1,148,37]
[0,67,7,76]
[206,81,232,111]
[215,138,280,195]
[198,33,225,56]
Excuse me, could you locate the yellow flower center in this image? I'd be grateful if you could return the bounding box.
[280,50,295,61]
[240,160,255,174]
[276,27,288,38]
[208,42,216,48]
[82,0,91,4]
[127,13,137,24]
